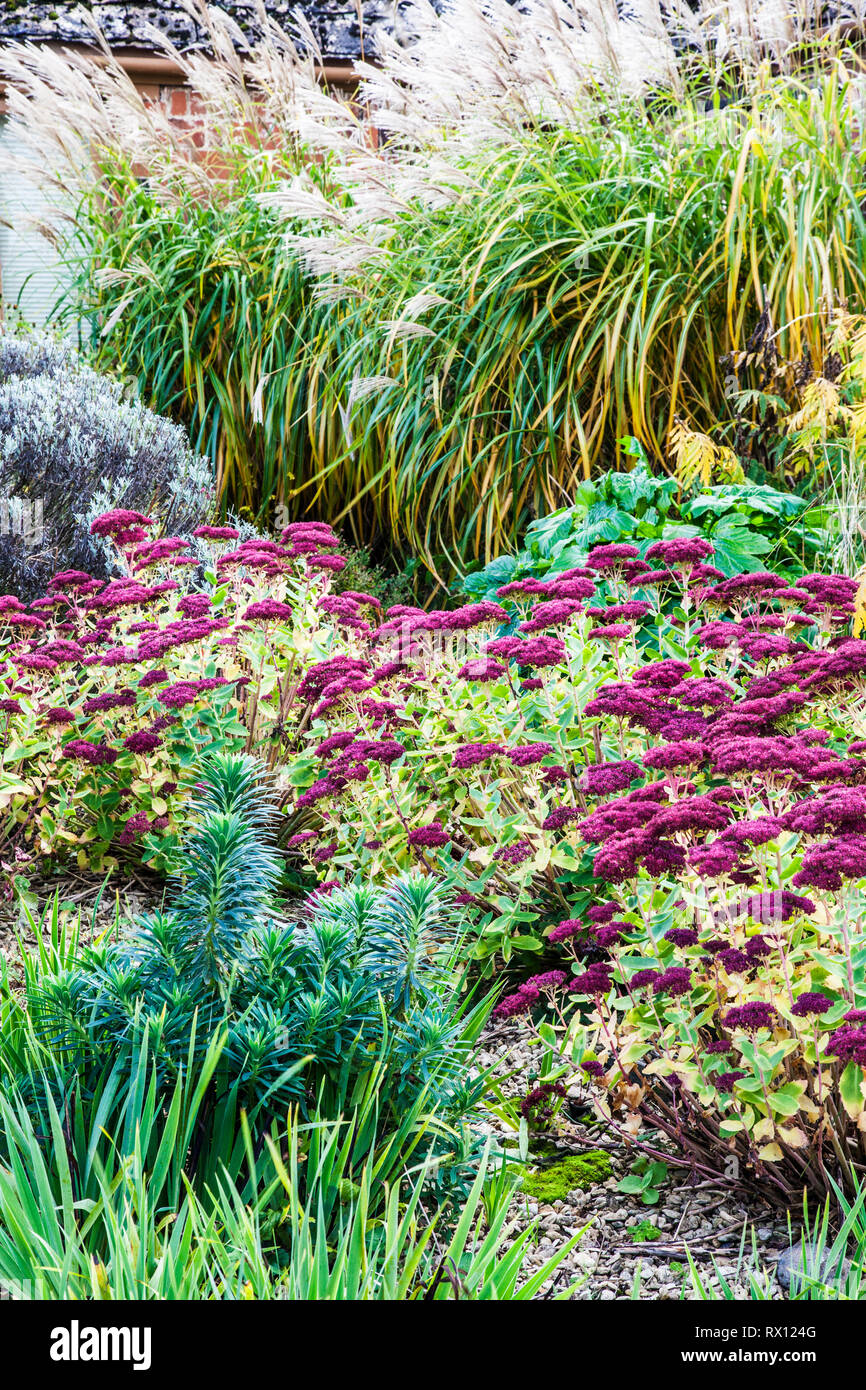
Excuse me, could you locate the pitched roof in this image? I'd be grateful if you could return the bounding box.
[0,2,393,62]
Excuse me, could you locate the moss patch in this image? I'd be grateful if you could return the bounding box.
[522,1150,613,1202]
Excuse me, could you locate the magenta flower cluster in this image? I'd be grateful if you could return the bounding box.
[0,509,359,870]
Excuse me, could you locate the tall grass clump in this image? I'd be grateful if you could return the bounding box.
[5,1,866,581]
[0,10,326,519]
[68,161,321,519]
[0,951,572,1300]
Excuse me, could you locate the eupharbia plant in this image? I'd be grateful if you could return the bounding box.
[9,753,489,1186]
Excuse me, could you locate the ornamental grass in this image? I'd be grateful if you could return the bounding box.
[4,2,866,579]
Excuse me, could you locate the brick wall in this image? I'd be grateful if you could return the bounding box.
[0,56,360,326]
[154,82,208,148]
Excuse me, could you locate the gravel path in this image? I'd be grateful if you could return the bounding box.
[478,1023,792,1299]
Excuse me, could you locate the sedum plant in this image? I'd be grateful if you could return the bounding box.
[280,542,841,958]
[0,507,372,879]
[271,539,866,1200]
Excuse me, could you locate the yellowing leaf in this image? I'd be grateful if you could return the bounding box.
[758,1142,784,1162]
[643,1058,677,1077]
[467,847,491,866]
[778,1126,807,1148]
[839,1060,865,1121]
[719,1118,744,1135]
[785,377,842,438]
[668,419,745,487]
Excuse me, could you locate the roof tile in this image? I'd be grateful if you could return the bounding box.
[0,1,393,62]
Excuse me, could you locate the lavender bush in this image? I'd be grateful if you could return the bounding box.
[0,331,213,600]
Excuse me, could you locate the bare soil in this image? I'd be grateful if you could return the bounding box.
[0,867,165,991]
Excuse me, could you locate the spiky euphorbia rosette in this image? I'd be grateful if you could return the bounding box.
[282,542,866,1200]
[0,511,369,880]
[13,754,486,1192]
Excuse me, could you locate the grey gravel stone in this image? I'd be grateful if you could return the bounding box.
[479,1020,791,1300]
[776,1239,853,1295]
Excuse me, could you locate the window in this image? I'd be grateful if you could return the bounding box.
[0,115,71,328]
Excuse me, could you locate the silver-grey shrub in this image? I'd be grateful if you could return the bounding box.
[0,331,214,598]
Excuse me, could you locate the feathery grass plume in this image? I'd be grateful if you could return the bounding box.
[0,1,324,514]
